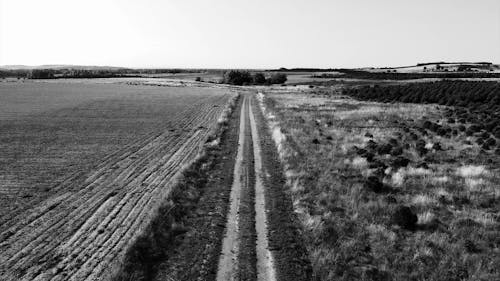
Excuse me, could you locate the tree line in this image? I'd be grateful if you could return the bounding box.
[221,70,287,85]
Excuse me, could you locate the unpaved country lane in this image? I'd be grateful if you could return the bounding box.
[216,94,276,281]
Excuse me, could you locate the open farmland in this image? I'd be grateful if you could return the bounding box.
[259,85,500,280]
[0,81,235,280]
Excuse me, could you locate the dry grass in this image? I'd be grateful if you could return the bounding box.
[260,88,500,281]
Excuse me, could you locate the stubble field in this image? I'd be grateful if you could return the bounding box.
[0,81,235,281]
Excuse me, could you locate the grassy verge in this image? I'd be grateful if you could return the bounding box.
[260,88,500,281]
[112,94,239,281]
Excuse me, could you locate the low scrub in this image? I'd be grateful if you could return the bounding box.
[261,89,500,281]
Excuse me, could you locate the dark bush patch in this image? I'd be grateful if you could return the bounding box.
[391,206,417,231]
[480,131,490,139]
[368,160,387,171]
[365,132,374,138]
[416,162,429,169]
[390,146,404,156]
[388,138,399,146]
[458,125,466,132]
[391,156,410,169]
[469,124,482,133]
[432,142,443,151]
[494,127,500,138]
[463,239,481,253]
[366,140,378,151]
[423,120,433,129]
[409,132,419,140]
[485,138,496,146]
[364,176,385,193]
[312,138,320,144]
[437,128,447,136]
[377,143,393,155]
[385,195,397,204]
[356,147,368,156]
[416,140,428,156]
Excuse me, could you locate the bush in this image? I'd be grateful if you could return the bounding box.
[391,156,410,169]
[377,143,392,155]
[391,206,417,230]
[364,176,384,193]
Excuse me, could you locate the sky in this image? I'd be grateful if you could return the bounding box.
[0,0,499,68]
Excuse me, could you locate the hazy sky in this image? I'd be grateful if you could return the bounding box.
[1,0,499,68]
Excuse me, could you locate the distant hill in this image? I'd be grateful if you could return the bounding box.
[362,62,500,73]
[0,65,129,71]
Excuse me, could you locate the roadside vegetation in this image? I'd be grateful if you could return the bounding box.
[260,87,500,281]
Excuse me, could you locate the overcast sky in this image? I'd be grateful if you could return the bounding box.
[1,0,499,68]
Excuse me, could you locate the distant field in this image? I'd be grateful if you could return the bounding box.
[0,81,235,280]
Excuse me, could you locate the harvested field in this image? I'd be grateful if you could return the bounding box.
[0,81,236,281]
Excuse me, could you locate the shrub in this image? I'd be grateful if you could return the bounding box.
[432,142,443,151]
[364,176,384,193]
[485,138,496,146]
[391,156,410,169]
[390,146,404,156]
[377,143,392,155]
[391,206,417,230]
[366,140,378,151]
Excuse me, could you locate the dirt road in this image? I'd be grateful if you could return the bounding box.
[216,94,276,281]
[152,93,311,281]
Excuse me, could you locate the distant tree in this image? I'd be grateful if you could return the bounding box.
[268,73,287,84]
[27,69,54,79]
[222,70,253,85]
[253,73,266,84]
